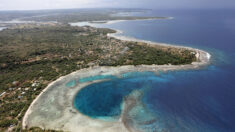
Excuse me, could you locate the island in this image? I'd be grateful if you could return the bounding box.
[0,9,210,132]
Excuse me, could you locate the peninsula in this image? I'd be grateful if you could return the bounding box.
[0,9,210,132]
[20,24,209,131]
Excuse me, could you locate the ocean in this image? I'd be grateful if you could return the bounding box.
[73,9,235,132]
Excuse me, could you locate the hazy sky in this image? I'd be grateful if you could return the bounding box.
[0,0,235,10]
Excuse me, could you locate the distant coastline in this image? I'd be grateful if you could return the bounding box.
[70,17,172,27]
[87,17,172,24]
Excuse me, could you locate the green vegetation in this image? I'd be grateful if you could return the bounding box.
[125,43,195,65]
[0,23,196,131]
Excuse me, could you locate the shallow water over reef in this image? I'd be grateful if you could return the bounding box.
[73,66,235,131]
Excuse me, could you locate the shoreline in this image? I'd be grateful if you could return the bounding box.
[22,21,210,131]
[91,17,172,24]
[0,27,7,31]
[22,65,209,131]
[70,19,211,64]
[69,17,172,26]
[107,29,211,63]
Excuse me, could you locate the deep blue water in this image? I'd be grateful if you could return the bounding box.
[73,9,235,132]
[74,72,156,119]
